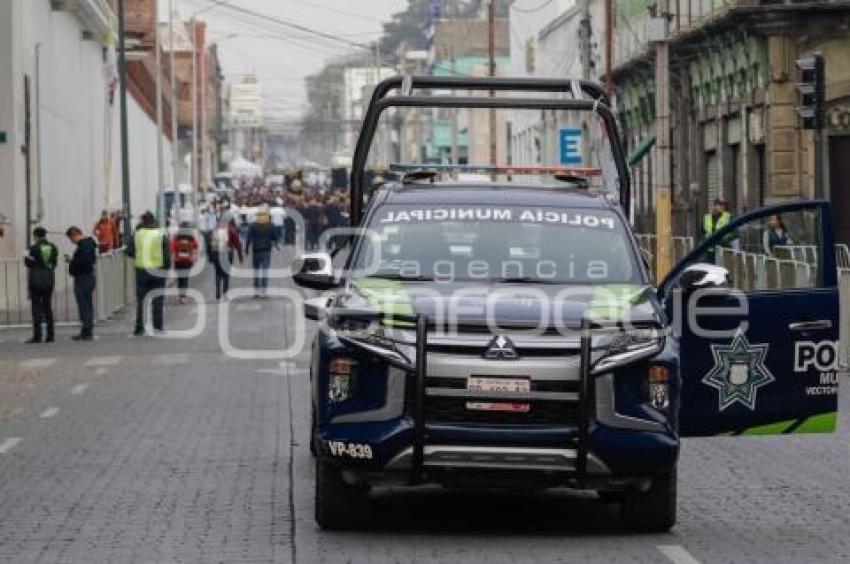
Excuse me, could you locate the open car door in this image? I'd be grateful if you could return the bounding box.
[659,201,840,437]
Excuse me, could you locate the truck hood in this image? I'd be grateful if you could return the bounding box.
[338,278,661,328]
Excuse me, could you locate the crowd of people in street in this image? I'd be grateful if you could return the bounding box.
[21,177,351,344]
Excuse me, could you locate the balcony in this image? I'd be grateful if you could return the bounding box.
[613,0,850,70]
[54,0,116,40]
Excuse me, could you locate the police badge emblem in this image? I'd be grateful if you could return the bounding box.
[702,331,775,411]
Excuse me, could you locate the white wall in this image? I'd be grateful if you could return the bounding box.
[112,95,174,221]
[0,0,16,253]
[0,0,171,258]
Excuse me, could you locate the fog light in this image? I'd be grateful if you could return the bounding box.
[328,358,357,403]
[648,365,669,410]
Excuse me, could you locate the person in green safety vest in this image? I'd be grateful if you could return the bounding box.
[24,227,59,344]
[127,211,170,336]
[701,198,735,259]
[703,198,732,239]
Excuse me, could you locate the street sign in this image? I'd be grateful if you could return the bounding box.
[559,127,582,165]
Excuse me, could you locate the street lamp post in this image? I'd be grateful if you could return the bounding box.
[191,17,198,213]
[117,0,131,239]
[154,0,165,224]
[169,0,178,193]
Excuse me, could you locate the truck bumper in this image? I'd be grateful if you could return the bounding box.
[318,417,678,489]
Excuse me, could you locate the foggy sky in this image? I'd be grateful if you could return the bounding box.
[169,0,407,122]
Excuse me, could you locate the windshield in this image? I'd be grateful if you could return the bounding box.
[350,204,640,284]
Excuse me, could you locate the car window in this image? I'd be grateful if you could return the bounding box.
[350,205,640,284]
[687,207,825,291]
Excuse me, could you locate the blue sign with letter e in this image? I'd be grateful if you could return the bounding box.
[559,127,582,165]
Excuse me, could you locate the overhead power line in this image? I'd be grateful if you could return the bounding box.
[287,0,383,24]
[197,0,373,50]
[184,0,471,75]
[183,0,354,56]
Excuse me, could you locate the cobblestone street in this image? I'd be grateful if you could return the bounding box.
[0,275,848,563]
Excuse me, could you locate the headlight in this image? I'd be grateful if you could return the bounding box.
[328,358,357,403]
[647,364,670,410]
[591,328,664,375]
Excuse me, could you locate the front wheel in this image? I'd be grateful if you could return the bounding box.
[315,459,372,530]
[620,468,677,532]
[309,409,317,457]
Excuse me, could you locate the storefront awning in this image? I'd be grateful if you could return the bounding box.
[628,134,656,167]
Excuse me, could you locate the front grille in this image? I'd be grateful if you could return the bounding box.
[426,343,578,357]
[406,376,581,425]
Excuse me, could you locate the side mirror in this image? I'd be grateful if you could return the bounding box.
[303,297,330,321]
[677,263,731,292]
[292,252,341,291]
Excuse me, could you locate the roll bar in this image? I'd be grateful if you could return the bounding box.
[349,76,630,225]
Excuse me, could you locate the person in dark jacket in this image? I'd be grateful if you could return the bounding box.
[24,227,59,343]
[245,206,278,298]
[65,226,97,341]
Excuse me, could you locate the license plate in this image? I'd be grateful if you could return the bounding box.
[466,377,531,413]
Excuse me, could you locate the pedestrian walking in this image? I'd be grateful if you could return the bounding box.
[303,194,321,250]
[245,205,278,298]
[24,227,58,344]
[170,222,199,304]
[93,210,119,254]
[128,211,170,336]
[209,215,243,300]
[65,226,97,341]
[283,193,299,247]
[270,199,285,243]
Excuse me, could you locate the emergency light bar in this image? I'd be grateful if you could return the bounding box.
[387,164,603,177]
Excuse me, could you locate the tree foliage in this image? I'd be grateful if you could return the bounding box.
[378,0,509,56]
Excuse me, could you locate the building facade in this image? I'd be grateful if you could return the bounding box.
[228,75,265,166]
[427,13,511,166]
[341,66,396,165]
[0,0,173,258]
[612,0,850,242]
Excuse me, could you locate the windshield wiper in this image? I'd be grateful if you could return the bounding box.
[495,277,564,285]
[368,274,435,282]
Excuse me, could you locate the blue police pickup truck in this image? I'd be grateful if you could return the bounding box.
[294,77,842,532]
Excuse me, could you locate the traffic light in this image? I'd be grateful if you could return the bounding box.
[795,55,825,130]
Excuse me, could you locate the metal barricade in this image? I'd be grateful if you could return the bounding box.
[94,249,132,321]
[0,248,131,327]
[836,245,850,269]
[1,258,76,325]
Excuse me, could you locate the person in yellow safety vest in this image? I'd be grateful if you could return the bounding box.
[127,211,171,336]
[703,198,731,239]
[702,198,734,259]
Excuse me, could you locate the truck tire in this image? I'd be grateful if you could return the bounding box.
[620,468,677,532]
[309,411,317,457]
[315,459,372,530]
